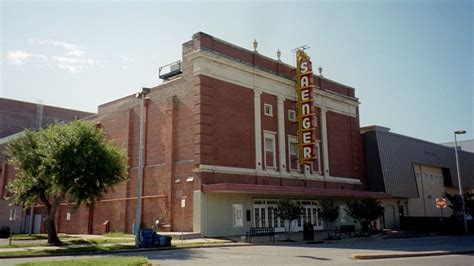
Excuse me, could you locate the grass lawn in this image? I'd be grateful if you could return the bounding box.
[103,232,134,238]
[16,256,150,266]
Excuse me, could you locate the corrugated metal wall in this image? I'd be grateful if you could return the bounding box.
[364,129,474,198]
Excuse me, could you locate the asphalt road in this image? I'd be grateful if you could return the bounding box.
[2,235,473,265]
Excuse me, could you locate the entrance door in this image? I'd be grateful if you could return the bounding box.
[311,206,324,230]
[253,199,325,232]
[253,200,285,232]
[254,205,267,228]
[33,215,42,234]
[384,205,396,228]
[298,204,324,231]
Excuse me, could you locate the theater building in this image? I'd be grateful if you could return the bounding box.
[3,32,391,237]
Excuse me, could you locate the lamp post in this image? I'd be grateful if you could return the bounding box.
[453,130,467,233]
[134,87,151,247]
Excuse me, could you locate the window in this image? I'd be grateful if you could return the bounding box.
[264,104,273,116]
[288,136,298,170]
[264,133,276,168]
[288,110,296,122]
[312,142,322,174]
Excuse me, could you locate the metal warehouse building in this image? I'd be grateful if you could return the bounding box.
[362,125,474,229]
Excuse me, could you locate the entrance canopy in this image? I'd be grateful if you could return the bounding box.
[202,183,391,199]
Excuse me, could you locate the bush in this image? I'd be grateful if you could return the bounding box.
[274,199,303,241]
[346,199,384,233]
[0,226,11,238]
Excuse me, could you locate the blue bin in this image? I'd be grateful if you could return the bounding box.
[139,228,154,248]
[152,232,160,247]
[160,235,172,247]
[152,234,172,247]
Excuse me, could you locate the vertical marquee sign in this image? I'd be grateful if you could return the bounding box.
[296,50,316,165]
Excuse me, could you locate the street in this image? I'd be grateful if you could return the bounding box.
[2,235,473,265]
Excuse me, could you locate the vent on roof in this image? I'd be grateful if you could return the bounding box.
[159,60,182,80]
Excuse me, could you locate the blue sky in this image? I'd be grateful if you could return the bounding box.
[1,0,472,143]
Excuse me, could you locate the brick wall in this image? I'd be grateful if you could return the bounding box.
[194,75,255,169]
[326,110,366,181]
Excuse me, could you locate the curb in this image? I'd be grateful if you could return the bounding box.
[0,242,251,259]
[352,249,474,260]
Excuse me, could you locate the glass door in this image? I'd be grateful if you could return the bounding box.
[312,207,324,230]
[253,200,285,232]
[254,205,267,228]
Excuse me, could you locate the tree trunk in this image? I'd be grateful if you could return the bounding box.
[38,192,64,246]
[45,213,62,246]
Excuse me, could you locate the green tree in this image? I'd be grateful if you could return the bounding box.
[346,199,384,233]
[319,200,340,237]
[444,191,474,216]
[6,121,127,246]
[274,199,303,241]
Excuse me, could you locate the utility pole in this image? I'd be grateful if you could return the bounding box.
[134,88,151,247]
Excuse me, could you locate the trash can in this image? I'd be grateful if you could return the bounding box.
[303,222,314,241]
[159,235,172,247]
[151,232,159,247]
[139,228,154,248]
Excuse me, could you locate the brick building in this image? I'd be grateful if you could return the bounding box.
[3,32,391,237]
[0,98,94,233]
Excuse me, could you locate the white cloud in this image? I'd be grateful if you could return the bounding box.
[7,39,97,73]
[31,39,86,57]
[51,56,95,73]
[51,56,95,65]
[7,50,47,65]
[67,50,86,57]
